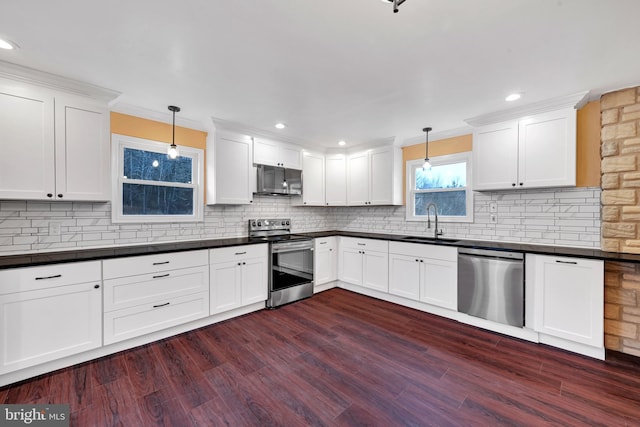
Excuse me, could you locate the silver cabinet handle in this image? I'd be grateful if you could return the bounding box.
[319,242,328,245]
[357,243,366,246]
[35,274,61,280]
[153,273,170,279]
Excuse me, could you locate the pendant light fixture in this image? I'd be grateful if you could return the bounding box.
[422,127,432,170]
[167,105,180,159]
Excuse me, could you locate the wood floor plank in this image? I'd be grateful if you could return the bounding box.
[4,288,640,426]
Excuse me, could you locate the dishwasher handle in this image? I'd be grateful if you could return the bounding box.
[458,247,524,260]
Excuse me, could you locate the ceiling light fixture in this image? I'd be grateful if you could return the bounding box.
[338,140,346,146]
[505,93,522,102]
[0,38,17,50]
[422,127,432,170]
[167,105,180,159]
[275,123,286,129]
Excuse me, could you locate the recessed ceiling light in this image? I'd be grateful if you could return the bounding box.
[0,38,17,50]
[275,123,286,129]
[505,93,522,102]
[338,140,346,146]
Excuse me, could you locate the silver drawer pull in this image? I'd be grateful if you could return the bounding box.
[235,251,247,255]
[357,243,366,246]
[153,261,170,265]
[555,260,577,265]
[153,302,170,308]
[35,274,62,280]
[319,242,328,245]
[153,273,170,279]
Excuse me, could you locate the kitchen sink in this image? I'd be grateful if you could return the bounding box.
[399,236,461,245]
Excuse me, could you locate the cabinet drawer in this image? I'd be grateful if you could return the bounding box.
[389,242,457,261]
[0,261,101,295]
[339,237,388,253]
[210,244,268,264]
[103,292,209,345]
[103,250,208,279]
[103,265,209,312]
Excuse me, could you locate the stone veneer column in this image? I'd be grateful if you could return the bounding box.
[601,87,640,354]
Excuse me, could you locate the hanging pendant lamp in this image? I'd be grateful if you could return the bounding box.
[422,127,432,170]
[167,105,180,159]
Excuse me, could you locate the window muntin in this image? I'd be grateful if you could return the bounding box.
[112,134,204,223]
[406,152,473,223]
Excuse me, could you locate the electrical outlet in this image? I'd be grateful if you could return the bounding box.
[49,222,61,236]
[489,202,497,212]
[490,214,497,224]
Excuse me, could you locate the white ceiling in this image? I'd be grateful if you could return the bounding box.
[1,0,640,148]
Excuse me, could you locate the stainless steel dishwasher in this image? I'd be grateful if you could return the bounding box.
[457,248,524,327]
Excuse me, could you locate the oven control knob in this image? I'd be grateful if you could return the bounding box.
[251,221,256,227]
[281,221,285,226]
[257,221,261,226]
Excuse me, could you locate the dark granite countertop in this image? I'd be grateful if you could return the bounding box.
[1,230,639,270]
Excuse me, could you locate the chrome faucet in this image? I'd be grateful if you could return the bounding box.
[426,202,444,239]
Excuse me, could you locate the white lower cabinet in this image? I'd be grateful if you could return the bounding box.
[102,250,210,345]
[314,237,337,288]
[528,254,604,356]
[338,237,388,292]
[0,262,102,374]
[388,242,457,310]
[210,244,268,315]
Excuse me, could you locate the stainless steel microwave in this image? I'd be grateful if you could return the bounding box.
[256,164,302,195]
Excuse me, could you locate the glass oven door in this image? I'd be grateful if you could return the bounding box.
[270,240,314,292]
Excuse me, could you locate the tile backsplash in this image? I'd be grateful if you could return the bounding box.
[0,187,601,255]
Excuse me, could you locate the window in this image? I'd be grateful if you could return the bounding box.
[111,134,204,223]
[406,152,473,223]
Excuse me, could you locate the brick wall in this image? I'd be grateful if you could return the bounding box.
[601,86,640,355]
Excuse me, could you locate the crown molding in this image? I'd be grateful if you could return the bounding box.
[401,126,473,147]
[464,91,589,127]
[112,103,209,132]
[210,117,314,147]
[0,60,121,103]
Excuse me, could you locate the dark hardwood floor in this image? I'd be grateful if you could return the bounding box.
[2,288,640,426]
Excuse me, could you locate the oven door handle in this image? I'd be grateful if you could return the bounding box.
[271,243,314,253]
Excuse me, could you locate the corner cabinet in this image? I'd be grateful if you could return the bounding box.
[253,138,302,169]
[0,262,103,375]
[528,254,604,358]
[388,242,457,310]
[0,79,110,201]
[325,153,347,206]
[472,107,577,191]
[338,237,389,292]
[314,237,337,289]
[300,151,325,206]
[209,244,268,315]
[347,146,402,206]
[207,130,253,205]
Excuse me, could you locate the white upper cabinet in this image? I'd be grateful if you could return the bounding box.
[0,77,111,201]
[472,106,578,191]
[207,130,253,205]
[325,153,347,206]
[347,146,402,206]
[253,137,302,169]
[300,151,325,206]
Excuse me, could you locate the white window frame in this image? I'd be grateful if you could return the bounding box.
[111,133,204,223]
[405,151,473,223]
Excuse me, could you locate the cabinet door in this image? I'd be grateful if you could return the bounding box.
[242,257,268,305]
[0,83,55,200]
[388,253,420,300]
[280,144,302,170]
[210,261,242,314]
[369,147,394,205]
[0,282,102,374]
[347,151,369,205]
[421,258,457,310]
[362,250,389,292]
[533,255,603,347]
[54,96,110,201]
[302,151,325,206]
[212,135,252,204]
[314,237,337,286]
[472,121,519,191]
[338,246,363,285]
[253,138,279,166]
[518,108,576,189]
[325,154,347,206]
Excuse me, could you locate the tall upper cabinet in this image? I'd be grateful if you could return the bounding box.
[468,93,586,191]
[0,62,118,201]
[347,146,402,206]
[207,127,254,205]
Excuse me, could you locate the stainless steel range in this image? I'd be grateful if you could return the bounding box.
[248,218,314,308]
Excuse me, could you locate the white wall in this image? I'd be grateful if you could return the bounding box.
[0,187,600,255]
